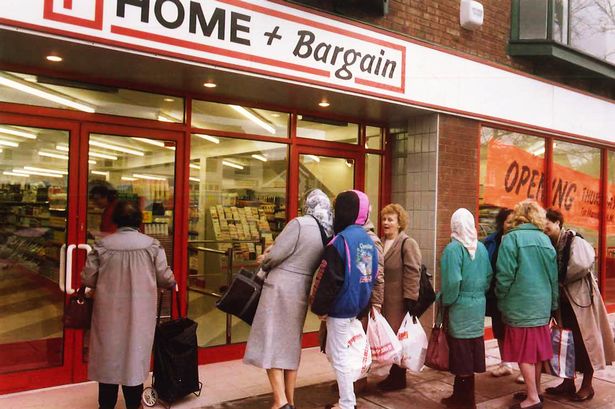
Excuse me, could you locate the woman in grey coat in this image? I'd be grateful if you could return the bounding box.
[243,189,333,409]
[81,201,176,409]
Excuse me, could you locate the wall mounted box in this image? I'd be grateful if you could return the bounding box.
[460,0,484,30]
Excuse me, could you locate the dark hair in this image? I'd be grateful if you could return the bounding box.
[495,208,513,232]
[546,208,564,227]
[112,200,143,228]
[89,184,117,201]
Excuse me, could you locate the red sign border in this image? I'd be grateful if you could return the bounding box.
[43,0,104,30]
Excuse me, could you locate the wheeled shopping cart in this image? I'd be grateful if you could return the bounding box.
[142,290,202,408]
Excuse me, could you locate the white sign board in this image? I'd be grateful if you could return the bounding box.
[0,0,614,142]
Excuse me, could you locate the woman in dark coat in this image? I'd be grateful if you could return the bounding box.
[483,207,514,377]
[377,203,422,391]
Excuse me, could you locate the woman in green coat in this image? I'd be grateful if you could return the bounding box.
[496,200,558,409]
[440,208,493,409]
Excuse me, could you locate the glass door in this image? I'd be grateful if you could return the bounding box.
[295,147,362,334]
[0,115,80,393]
[71,124,183,379]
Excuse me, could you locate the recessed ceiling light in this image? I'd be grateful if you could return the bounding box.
[318,101,330,108]
[46,55,63,62]
[203,82,217,88]
[163,98,175,102]
[271,113,280,118]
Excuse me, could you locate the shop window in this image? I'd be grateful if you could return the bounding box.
[0,125,69,374]
[85,133,176,255]
[479,127,545,238]
[365,153,381,232]
[366,126,383,150]
[551,141,601,266]
[191,100,289,138]
[606,151,615,305]
[297,115,359,144]
[0,71,184,123]
[187,135,288,346]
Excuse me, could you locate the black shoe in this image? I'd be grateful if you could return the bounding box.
[513,392,544,402]
[509,403,543,409]
[279,404,293,409]
[570,387,594,402]
[545,381,575,396]
[376,364,406,391]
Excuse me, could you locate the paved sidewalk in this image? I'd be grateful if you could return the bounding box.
[203,364,615,409]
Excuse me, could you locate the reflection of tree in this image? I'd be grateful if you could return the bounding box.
[568,0,615,62]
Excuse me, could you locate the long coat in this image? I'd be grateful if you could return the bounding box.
[381,232,422,333]
[441,240,492,338]
[557,230,615,370]
[81,227,176,386]
[243,216,325,370]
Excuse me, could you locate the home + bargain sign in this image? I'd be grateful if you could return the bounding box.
[0,0,406,96]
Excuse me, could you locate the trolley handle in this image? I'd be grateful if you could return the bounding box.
[156,286,181,325]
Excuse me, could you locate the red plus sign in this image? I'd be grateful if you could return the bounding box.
[63,0,73,9]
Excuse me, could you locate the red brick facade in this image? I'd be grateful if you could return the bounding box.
[435,114,480,285]
[289,0,612,98]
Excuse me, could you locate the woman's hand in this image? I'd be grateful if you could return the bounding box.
[370,304,382,319]
[256,245,273,264]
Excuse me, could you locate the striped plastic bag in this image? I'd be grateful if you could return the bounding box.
[547,327,575,379]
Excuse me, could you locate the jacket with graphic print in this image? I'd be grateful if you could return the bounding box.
[311,224,378,318]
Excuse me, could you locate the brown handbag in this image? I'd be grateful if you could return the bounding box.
[425,299,449,371]
[63,285,93,329]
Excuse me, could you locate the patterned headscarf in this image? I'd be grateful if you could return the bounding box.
[450,208,478,260]
[303,189,334,238]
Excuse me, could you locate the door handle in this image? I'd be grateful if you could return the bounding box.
[64,244,76,295]
[65,243,93,294]
[58,244,67,292]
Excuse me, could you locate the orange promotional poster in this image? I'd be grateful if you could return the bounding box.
[482,140,610,233]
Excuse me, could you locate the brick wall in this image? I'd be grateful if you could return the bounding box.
[288,0,611,98]
[436,114,480,287]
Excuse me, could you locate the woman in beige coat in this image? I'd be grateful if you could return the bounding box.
[377,203,422,391]
[82,201,176,409]
[544,208,615,402]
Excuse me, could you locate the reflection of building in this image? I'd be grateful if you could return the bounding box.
[0,0,614,394]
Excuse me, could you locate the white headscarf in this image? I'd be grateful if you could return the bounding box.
[303,189,334,238]
[450,208,478,260]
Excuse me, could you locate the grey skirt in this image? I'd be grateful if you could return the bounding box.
[243,268,313,370]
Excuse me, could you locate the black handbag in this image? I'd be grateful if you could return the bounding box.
[216,268,267,325]
[63,285,93,329]
[401,238,436,318]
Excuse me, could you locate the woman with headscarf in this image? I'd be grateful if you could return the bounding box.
[244,189,333,409]
[496,200,558,409]
[377,203,422,391]
[312,190,378,409]
[440,208,493,409]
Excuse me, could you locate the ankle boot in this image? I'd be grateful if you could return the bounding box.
[464,375,476,409]
[376,364,407,391]
[441,376,462,407]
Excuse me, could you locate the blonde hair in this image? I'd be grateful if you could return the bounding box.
[510,199,547,230]
[381,203,409,231]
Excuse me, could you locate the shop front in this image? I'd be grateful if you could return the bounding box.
[1,0,614,396]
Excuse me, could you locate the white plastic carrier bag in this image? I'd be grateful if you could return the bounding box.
[397,312,428,373]
[367,308,402,376]
[346,318,372,381]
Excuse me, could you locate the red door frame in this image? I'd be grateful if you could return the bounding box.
[71,123,187,382]
[0,112,82,394]
[196,142,367,364]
